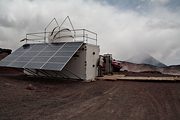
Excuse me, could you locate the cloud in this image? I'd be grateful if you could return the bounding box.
[0,0,180,65]
[151,0,170,5]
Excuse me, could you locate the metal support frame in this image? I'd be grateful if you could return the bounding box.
[59,16,76,41]
[53,71,69,79]
[64,68,82,80]
[24,68,39,76]
[22,16,97,45]
[43,16,76,43]
[25,29,97,45]
[44,18,60,43]
[24,68,73,79]
[39,70,68,79]
[37,69,54,77]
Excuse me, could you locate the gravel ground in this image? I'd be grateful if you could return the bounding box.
[0,74,180,120]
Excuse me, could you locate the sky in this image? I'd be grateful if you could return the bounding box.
[0,0,180,65]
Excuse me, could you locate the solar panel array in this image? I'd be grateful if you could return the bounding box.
[0,42,83,71]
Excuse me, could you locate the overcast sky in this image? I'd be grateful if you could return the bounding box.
[0,0,180,65]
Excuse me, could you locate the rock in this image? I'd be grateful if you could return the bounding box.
[26,84,36,90]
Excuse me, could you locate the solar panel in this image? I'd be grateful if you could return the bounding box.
[0,42,83,71]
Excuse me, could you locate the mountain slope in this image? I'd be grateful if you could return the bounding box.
[127,53,166,67]
[119,61,180,75]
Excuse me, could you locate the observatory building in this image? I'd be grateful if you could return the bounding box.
[0,17,100,81]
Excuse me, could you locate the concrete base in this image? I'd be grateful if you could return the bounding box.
[96,75,180,81]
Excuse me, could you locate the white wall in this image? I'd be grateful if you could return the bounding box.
[85,44,100,81]
[61,43,99,81]
[61,44,86,79]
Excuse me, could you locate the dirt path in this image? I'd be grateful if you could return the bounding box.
[0,75,180,120]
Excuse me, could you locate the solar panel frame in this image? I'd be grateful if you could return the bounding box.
[38,52,55,57]
[41,62,65,71]
[0,61,11,66]
[54,51,74,57]
[10,61,28,68]
[40,42,83,71]
[24,62,45,69]
[0,42,83,71]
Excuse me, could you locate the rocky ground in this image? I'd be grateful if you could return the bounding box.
[0,70,180,120]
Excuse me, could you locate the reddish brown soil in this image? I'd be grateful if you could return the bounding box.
[0,74,180,120]
[0,53,8,60]
[0,67,24,76]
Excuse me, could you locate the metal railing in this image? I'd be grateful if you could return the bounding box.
[24,29,97,45]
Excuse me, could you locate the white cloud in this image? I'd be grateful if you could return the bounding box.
[0,0,180,65]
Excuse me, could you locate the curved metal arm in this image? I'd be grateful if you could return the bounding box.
[59,16,76,41]
[53,28,71,39]
[44,18,60,43]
